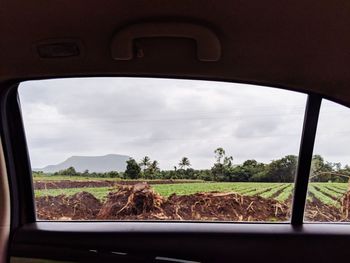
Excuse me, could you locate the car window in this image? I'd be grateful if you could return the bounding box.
[305,99,350,222]
[18,77,307,222]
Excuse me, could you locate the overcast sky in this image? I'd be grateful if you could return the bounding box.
[18,77,350,170]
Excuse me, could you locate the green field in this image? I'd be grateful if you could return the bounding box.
[35,182,292,201]
[34,182,349,206]
[35,186,112,200]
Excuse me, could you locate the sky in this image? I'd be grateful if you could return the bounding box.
[18,77,350,170]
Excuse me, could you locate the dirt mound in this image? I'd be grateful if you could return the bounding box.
[36,183,290,221]
[304,191,350,222]
[35,184,350,222]
[36,191,102,220]
[161,192,289,221]
[97,184,289,221]
[97,183,166,219]
[305,199,342,222]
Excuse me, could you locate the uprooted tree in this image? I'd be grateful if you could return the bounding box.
[310,167,350,219]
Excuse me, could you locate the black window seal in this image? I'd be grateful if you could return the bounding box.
[0,82,36,231]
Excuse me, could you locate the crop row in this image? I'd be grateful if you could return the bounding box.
[307,185,340,207]
[34,182,347,207]
[35,182,293,201]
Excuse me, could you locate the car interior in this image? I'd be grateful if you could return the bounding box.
[1,0,350,262]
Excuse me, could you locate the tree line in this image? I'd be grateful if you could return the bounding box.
[33,148,350,183]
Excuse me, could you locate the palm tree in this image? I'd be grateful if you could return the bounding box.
[148,160,160,177]
[140,156,151,173]
[150,160,160,172]
[214,147,225,164]
[179,157,191,170]
[224,156,233,167]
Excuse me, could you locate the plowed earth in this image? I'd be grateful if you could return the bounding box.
[35,183,350,222]
[36,183,289,221]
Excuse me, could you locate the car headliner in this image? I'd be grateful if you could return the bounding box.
[1,0,350,106]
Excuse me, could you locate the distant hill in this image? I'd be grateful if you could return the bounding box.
[34,154,131,173]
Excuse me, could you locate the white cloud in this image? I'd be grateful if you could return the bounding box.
[19,77,348,170]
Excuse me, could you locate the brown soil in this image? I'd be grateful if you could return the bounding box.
[303,192,350,222]
[305,198,342,222]
[34,180,117,190]
[97,183,165,219]
[162,192,289,221]
[35,184,350,222]
[36,183,290,221]
[34,179,201,190]
[340,191,350,219]
[36,191,102,220]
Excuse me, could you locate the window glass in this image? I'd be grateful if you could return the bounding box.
[305,99,350,222]
[19,78,306,221]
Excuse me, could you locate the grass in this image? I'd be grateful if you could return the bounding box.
[313,184,344,199]
[324,185,347,195]
[153,182,282,197]
[34,182,291,200]
[33,182,348,207]
[307,185,340,207]
[306,183,348,207]
[274,184,293,202]
[259,183,291,199]
[35,187,112,201]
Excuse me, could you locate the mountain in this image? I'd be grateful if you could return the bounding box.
[35,154,131,173]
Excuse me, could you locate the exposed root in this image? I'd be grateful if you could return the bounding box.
[246,201,255,212]
[341,191,350,219]
[36,191,102,220]
[39,185,350,222]
[36,183,290,221]
[274,203,284,217]
[97,183,165,219]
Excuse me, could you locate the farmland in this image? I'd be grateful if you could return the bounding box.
[34,180,348,203]
[35,182,293,200]
[33,179,350,222]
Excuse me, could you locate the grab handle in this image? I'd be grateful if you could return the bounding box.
[111,22,221,62]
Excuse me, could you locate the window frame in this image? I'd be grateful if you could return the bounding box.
[9,78,350,262]
[0,78,329,229]
[0,82,36,232]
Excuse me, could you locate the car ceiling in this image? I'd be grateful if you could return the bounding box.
[1,0,350,105]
